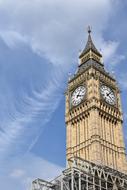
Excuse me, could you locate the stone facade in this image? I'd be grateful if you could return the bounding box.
[65,31,127,173]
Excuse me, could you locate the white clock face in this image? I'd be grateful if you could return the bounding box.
[71,86,86,106]
[100,85,116,105]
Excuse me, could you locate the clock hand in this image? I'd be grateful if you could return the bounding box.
[107,91,113,96]
[77,94,83,98]
[105,92,114,101]
[77,89,82,96]
[109,95,114,101]
[106,92,113,99]
[107,95,115,103]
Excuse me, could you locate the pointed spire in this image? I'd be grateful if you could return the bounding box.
[79,26,102,59]
[88,25,91,34]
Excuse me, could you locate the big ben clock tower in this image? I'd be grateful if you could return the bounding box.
[65,27,127,173]
[32,28,127,190]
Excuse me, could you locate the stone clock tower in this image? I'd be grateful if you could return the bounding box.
[32,28,127,190]
[65,28,127,173]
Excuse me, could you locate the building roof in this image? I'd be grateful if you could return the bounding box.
[79,27,102,58]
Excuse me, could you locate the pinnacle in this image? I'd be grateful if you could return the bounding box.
[79,26,102,58]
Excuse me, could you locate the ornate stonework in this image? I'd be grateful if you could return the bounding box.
[65,30,127,173]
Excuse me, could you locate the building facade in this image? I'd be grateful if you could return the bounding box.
[65,28,127,173]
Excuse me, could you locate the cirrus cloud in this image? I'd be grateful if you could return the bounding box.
[0,1,125,190]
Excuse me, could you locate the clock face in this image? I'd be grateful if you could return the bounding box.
[100,85,116,105]
[71,86,86,106]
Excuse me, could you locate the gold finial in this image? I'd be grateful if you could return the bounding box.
[88,26,92,34]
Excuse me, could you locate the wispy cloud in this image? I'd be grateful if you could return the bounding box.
[101,40,119,64]
[2,153,64,190]
[0,0,120,159]
[0,30,27,49]
[0,0,125,190]
[0,66,65,159]
[119,74,127,90]
[0,0,119,65]
[0,61,65,189]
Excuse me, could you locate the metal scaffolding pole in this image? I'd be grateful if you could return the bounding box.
[78,172,81,190]
[61,175,63,190]
[32,157,127,190]
[71,169,74,190]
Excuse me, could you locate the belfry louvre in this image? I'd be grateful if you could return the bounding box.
[32,28,127,190]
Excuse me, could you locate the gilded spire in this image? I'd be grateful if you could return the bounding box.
[79,26,102,59]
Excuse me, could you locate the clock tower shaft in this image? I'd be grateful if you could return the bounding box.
[65,29,127,173]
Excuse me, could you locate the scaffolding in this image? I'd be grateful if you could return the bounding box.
[32,157,127,190]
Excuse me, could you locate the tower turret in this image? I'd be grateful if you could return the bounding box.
[79,26,103,66]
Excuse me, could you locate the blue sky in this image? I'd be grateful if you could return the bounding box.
[0,0,127,189]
